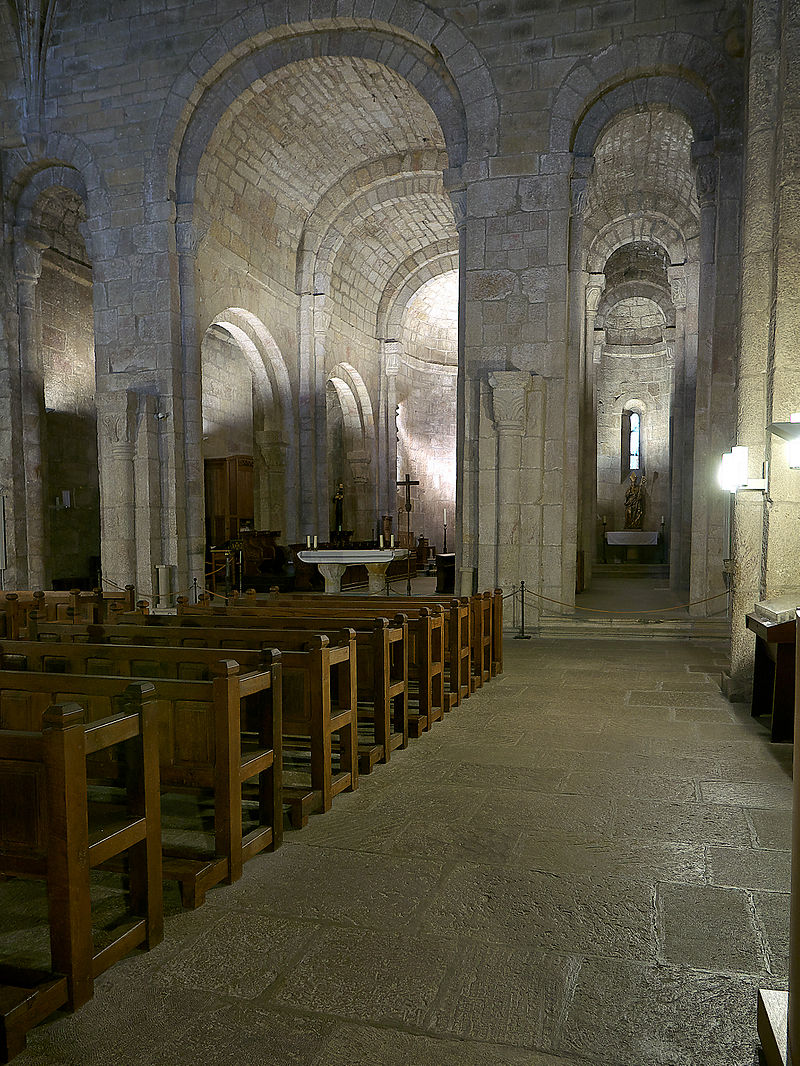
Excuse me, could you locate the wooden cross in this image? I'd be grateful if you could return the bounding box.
[397,473,419,513]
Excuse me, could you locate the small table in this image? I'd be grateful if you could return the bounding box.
[605,530,659,562]
[746,610,797,742]
[298,549,409,594]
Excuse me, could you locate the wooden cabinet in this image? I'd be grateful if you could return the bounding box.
[204,455,254,547]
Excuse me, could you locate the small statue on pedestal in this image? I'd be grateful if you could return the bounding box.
[333,482,344,532]
[624,473,646,530]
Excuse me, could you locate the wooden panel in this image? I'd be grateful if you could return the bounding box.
[0,763,46,858]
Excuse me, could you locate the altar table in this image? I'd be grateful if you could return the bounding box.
[298,548,410,594]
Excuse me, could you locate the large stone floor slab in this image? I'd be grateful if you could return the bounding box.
[12,635,790,1065]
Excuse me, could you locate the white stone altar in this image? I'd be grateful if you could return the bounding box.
[605,531,659,545]
[298,548,409,594]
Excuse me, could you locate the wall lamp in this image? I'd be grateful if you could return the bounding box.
[767,413,800,469]
[718,446,768,493]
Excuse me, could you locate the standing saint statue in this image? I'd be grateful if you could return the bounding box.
[624,473,647,529]
[333,482,344,531]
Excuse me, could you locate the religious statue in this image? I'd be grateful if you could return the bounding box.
[333,482,344,531]
[624,473,646,530]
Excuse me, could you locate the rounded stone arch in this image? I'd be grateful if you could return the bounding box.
[14,164,88,235]
[296,149,450,293]
[329,361,375,443]
[310,175,448,298]
[550,33,738,156]
[572,77,718,158]
[153,7,497,206]
[326,366,375,538]
[209,308,299,539]
[596,282,676,331]
[587,217,688,274]
[378,242,460,340]
[5,134,111,235]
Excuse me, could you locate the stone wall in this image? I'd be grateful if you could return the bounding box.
[200,328,254,460]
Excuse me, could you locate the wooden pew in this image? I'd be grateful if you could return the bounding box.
[0,656,280,908]
[263,592,472,706]
[162,603,444,738]
[0,686,162,1062]
[1,588,136,640]
[23,623,357,830]
[262,586,503,686]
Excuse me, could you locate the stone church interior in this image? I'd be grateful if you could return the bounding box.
[0,0,799,1063]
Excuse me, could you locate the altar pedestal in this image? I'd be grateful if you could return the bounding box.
[605,530,659,562]
[298,549,409,594]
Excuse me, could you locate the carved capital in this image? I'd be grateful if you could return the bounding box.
[255,429,288,467]
[488,371,532,434]
[669,271,687,309]
[175,203,211,258]
[692,142,718,207]
[585,274,606,313]
[13,239,43,286]
[384,340,402,376]
[96,390,139,457]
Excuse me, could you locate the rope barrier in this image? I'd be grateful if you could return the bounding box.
[521,586,731,615]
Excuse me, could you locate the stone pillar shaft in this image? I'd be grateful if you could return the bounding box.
[14,241,46,588]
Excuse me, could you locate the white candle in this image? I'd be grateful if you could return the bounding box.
[379,535,384,548]
[390,534,394,548]
[661,515,665,524]
[443,509,447,525]
[602,515,606,524]
[313,535,318,548]
[306,535,311,548]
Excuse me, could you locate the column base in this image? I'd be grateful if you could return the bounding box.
[758,988,788,1066]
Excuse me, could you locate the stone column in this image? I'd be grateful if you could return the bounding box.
[254,429,288,533]
[730,0,780,684]
[14,238,46,588]
[668,269,689,590]
[175,204,209,589]
[298,293,329,536]
[488,371,531,596]
[347,448,372,541]
[96,390,139,588]
[582,274,604,578]
[568,156,594,589]
[445,173,474,595]
[688,142,720,615]
[382,341,400,519]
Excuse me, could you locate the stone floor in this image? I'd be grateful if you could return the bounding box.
[10,636,792,1066]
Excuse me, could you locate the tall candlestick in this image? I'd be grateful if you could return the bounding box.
[443,508,447,525]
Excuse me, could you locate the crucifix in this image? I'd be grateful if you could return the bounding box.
[397,472,419,595]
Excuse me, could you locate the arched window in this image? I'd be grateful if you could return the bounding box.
[629,412,640,471]
[621,407,644,479]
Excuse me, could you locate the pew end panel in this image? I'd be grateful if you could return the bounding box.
[0,688,162,1060]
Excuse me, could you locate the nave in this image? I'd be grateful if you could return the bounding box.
[8,636,790,1066]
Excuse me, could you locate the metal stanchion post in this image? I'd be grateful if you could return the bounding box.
[514,580,531,639]
[193,577,198,604]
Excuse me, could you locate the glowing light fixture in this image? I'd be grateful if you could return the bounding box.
[718,445,768,493]
[767,413,800,469]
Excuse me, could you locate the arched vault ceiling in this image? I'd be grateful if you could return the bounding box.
[198,54,446,255]
[330,192,457,321]
[586,106,699,255]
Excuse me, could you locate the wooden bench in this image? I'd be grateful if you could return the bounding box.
[264,592,472,706]
[0,686,162,1062]
[148,608,408,770]
[263,586,503,686]
[0,656,281,908]
[23,622,357,831]
[166,603,444,739]
[1,589,136,640]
